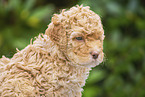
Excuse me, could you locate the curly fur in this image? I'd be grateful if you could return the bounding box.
[0,5,104,97]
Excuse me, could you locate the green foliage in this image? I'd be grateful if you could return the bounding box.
[0,0,145,97]
[0,0,54,57]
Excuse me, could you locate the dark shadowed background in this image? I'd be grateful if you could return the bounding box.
[0,0,145,97]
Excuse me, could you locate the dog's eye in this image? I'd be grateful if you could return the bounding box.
[75,37,83,41]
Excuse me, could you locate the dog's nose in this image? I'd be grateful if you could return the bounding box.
[90,51,99,59]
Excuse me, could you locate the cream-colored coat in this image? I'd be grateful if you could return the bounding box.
[0,5,104,97]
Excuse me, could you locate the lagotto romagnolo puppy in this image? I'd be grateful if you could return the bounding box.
[0,5,104,97]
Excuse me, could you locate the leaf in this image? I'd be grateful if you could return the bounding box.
[7,0,21,12]
[83,86,100,97]
[127,0,139,12]
[29,4,54,20]
[106,1,122,15]
[23,0,35,11]
[13,38,28,49]
[27,4,55,27]
[87,69,105,84]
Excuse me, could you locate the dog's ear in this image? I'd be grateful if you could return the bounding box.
[45,14,67,55]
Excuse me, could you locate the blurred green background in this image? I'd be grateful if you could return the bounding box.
[0,0,145,97]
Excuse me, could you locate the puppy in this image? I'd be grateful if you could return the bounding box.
[0,5,104,97]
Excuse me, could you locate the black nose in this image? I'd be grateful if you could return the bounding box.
[90,52,99,59]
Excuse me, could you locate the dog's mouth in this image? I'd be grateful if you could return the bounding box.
[68,52,104,67]
[81,54,103,67]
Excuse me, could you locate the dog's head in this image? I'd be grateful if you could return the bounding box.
[45,5,104,67]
